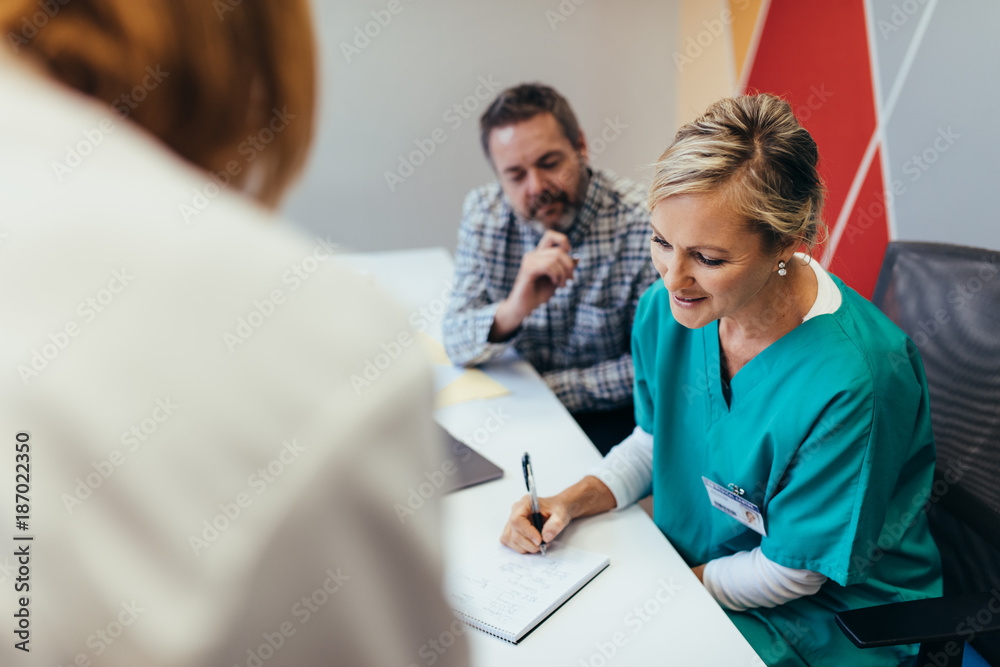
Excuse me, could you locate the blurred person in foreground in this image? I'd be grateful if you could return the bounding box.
[0,2,467,666]
[442,83,658,455]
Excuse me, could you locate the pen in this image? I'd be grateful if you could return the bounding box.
[521,452,546,556]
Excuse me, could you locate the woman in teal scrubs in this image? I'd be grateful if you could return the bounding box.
[501,94,942,666]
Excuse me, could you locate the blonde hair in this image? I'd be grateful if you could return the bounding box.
[0,0,317,207]
[649,94,826,253]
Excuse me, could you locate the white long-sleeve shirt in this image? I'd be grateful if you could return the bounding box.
[588,258,840,610]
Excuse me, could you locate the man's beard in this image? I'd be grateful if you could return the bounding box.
[523,162,590,229]
[526,188,573,221]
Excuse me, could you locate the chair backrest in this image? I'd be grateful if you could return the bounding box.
[872,241,1000,663]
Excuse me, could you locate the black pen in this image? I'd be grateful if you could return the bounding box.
[521,452,546,556]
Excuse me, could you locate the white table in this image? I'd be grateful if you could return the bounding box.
[341,248,763,666]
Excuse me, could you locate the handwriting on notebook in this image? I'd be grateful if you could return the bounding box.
[446,543,610,643]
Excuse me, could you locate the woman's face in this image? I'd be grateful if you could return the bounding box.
[649,192,782,330]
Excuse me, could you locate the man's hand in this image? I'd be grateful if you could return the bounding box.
[489,230,576,342]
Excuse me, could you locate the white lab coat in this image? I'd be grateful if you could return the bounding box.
[0,58,467,667]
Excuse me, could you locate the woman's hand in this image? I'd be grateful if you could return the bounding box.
[501,494,574,554]
[499,475,618,553]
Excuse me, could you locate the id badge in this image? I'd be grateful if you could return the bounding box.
[702,477,767,536]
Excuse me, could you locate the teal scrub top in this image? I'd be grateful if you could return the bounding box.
[632,274,943,667]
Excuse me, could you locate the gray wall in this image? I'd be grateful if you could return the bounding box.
[282,0,679,253]
[870,0,1000,251]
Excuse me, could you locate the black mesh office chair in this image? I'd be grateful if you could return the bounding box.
[835,242,1000,666]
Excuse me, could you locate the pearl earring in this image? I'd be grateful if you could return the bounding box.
[778,261,787,277]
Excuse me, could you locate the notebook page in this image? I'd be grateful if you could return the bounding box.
[446,543,610,642]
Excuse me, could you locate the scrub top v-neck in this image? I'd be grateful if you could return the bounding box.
[631,274,942,667]
[704,316,821,418]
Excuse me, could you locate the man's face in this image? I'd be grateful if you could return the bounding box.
[488,113,588,228]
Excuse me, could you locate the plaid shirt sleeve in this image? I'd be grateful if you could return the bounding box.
[541,354,636,412]
[442,189,521,366]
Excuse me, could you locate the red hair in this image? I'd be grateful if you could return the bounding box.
[1,0,317,206]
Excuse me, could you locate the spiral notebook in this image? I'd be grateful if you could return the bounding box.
[445,543,610,644]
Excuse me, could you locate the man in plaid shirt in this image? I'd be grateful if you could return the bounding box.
[443,83,657,454]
